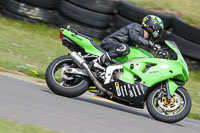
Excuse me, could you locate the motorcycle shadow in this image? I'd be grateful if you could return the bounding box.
[74,95,152,119]
[42,89,184,127]
[74,95,184,127]
[42,89,151,119]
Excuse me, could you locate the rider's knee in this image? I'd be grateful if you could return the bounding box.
[115,44,130,56]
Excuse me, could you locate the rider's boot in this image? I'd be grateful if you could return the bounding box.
[90,52,111,72]
[89,52,111,97]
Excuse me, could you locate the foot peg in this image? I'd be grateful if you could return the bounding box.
[89,59,105,72]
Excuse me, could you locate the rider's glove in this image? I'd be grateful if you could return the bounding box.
[149,41,169,58]
[149,41,161,52]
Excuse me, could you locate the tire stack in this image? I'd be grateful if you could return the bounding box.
[165,17,200,59]
[2,0,58,23]
[113,0,174,31]
[0,0,4,9]
[56,0,119,38]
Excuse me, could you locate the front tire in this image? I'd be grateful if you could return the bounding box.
[45,55,90,98]
[146,87,192,123]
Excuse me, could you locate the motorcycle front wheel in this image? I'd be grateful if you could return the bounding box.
[146,87,192,123]
[45,55,90,98]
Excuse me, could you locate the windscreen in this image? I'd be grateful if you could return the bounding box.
[166,40,188,73]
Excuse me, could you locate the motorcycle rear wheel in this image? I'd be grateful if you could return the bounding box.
[146,87,191,123]
[45,55,90,98]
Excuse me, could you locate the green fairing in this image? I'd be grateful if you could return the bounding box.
[119,41,189,95]
[60,28,103,56]
[120,58,179,95]
[165,41,189,81]
[168,79,178,96]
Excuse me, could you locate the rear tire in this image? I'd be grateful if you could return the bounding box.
[45,55,90,98]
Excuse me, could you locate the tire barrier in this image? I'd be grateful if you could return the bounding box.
[0,0,199,60]
[118,0,174,29]
[0,0,4,8]
[165,33,200,59]
[1,8,39,23]
[173,17,200,44]
[66,0,120,14]
[4,0,56,23]
[113,15,132,29]
[56,14,110,39]
[58,0,113,28]
[16,0,58,9]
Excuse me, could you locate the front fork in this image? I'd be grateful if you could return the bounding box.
[162,79,178,101]
[165,81,172,101]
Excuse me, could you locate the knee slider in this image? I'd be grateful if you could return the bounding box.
[115,44,130,55]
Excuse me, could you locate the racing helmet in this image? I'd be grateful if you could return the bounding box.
[142,15,164,39]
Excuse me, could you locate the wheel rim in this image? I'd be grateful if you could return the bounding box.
[52,59,84,89]
[152,89,186,116]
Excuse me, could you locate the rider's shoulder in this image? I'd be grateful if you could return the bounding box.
[126,22,142,30]
[128,22,141,27]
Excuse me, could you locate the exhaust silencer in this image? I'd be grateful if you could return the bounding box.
[70,51,86,67]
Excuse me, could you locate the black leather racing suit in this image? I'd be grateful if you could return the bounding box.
[100,23,153,59]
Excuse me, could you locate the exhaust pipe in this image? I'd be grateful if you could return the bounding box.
[70,51,113,96]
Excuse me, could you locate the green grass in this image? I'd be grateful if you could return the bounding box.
[185,71,200,120]
[0,15,199,121]
[0,118,56,133]
[0,15,68,79]
[127,0,200,28]
[0,15,100,79]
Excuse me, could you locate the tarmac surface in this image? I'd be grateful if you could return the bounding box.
[0,72,199,133]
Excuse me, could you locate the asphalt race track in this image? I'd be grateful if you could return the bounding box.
[0,73,200,133]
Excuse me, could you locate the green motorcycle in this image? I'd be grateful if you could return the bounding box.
[45,26,191,123]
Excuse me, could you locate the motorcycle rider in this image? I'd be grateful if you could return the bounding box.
[91,15,167,96]
[92,15,166,70]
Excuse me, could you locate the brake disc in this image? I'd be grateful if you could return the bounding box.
[158,93,181,111]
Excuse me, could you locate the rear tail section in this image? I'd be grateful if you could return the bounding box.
[60,27,103,56]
